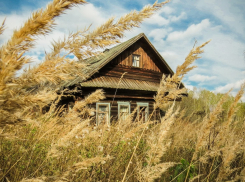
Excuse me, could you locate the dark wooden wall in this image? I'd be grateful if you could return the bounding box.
[89,98,161,122]
[111,42,161,72]
[61,87,162,123]
[93,65,163,83]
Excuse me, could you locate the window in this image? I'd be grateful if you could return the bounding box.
[68,102,74,112]
[132,54,140,67]
[118,102,131,121]
[96,103,110,126]
[137,102,149,122]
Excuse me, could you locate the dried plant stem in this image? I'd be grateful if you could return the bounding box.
[206,157,216,182]
[184,159,194,182]
[0,18,5,35]
[170,160,199,182]
[122,109,156,182]
[111,72,127,106]
[202,164,221,182]
[0,155,24,181]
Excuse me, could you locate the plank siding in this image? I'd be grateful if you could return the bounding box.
[94,65,164,83]
[112,43,161,72]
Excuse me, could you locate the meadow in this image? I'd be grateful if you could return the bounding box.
[0,0,245,181]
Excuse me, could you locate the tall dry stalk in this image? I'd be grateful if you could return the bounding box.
[0,19,5,35]
[122,41,210,182]
[0,0,86,126]
[0,0,87,89]
[155,40,210,110]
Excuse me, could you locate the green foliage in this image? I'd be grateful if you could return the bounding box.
[170,158,196,182]
[176,88,245,122]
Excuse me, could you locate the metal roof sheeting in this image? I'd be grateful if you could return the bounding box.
[80,76,159,91]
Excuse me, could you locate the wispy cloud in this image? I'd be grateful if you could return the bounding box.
[214,79,245,93]
[167,19,210,42]
[189,74,217,82]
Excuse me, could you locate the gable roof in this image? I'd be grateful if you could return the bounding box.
[85,33,174,76]
[65,33,174,87]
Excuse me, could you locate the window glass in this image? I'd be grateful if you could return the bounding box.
[137,102,149,122]
[96,103,110,126]
[119,105,129,121]
[118,102,130,121]
[132,55,140,67]
[138,106,146,121]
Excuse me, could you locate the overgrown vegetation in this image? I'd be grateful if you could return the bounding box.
[0,0,245,181]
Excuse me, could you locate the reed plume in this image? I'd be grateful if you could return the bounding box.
[0,0,87,88]
[0,19,5,35]
[155,40,210,110]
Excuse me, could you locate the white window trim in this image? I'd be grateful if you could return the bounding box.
[96,102,111,126]
[132,54,140,67]
[117,101,131,120]
[137,102,149,122]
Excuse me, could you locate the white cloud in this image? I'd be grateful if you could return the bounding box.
[184,84,194,90]
[144,13,170,26]
[0,3,108,68]
[55,4,107,32]
[160,51,180,70]
[161,6,174,15]
[195,0,245,36]
[214,79,245,93]
[202,32,245,70]
[170,12,187,22]
[189,74,217,82]
[144,9,186,26]
[167,19,211,42]
[148,28,172,41]
[0,12,29,44]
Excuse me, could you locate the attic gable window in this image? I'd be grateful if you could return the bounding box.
[132,54,140,67]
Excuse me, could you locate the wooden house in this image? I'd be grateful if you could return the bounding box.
[63,33,180,125]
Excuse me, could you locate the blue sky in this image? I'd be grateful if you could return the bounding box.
[0,0,245,100]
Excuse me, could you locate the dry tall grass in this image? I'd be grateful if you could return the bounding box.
[0,0,245,181]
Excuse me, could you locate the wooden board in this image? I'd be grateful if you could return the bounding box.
[111,42,161,72]
[93,65,165,83]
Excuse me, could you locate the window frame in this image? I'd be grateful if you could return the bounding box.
[132,54,140,67]
[96,102,111,126]
[137,102,149,122]
[117,101,131,121]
